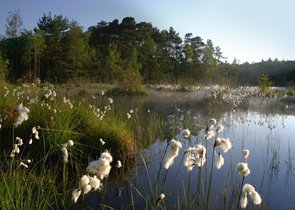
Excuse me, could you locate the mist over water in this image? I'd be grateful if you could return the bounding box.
[73,91,295,209]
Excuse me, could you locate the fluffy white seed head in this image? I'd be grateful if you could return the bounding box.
[236,163,251,177]
[67,140,74,147]
[214,153,224,169]
[72,188,82,203]
[89,175,102,191]
[240,194,248,208]
[243,149,250,159]
[13,103,30,127]
[163,139,182,170]
[180,129,190,138]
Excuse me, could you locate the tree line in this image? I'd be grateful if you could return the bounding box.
[0,11,294,86]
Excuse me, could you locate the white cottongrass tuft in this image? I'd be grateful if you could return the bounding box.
[251,191,262,205]
[163,139,182,170]
[214,153,224,169]
[243,149,250,159]
[117,160,122,168]
[61,146,68,163]
[240,194,248,208]
[89,175,102,191]
[67,140,74,147]
[215,137,232,152]
[207,118,217,130]
[108,98,113,104]
[20,161,29,168]
[32,126,40,139]
[205,130,216,140]
[156,193,165,205]
[99,138,105,145]
[72,188,82,203]
[183,145,206,171]
[240,183,262,208]
[13,103,30,127]
[195,144,206,167]
[216,125,224,133]
[184,147,199,172]
[180,129,190,138]
[127,113,131,119]
[236,162,251,177]
[86,150,113,180]
[10,137,23,158]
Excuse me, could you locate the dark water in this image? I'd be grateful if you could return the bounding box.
[72,92,295,210]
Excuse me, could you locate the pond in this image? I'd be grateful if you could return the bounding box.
[72,90,295,210]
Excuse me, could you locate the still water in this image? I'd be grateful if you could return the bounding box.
[73,91,295,210]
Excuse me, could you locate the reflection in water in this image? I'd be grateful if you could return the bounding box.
[73,93,295,209]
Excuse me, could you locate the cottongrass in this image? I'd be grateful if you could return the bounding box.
[86,150,113,180]
[236,162,251,177]
[163,139,182,170]
[214,152,224,169]
[214,137,232,152]
[243,149,250,160]
[72,151,112,203]
[240,183,262,208]
[184,145,207,171]
[13,103,30,127]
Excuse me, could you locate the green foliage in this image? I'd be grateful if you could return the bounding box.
[0,169,59,209]
[1,12,294,86]
[0,51,9,80]
[288,85,295,96]
[258,74,273,95]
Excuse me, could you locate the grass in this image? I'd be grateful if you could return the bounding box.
[0,82,275,209]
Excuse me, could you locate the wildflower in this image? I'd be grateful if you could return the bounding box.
[184,147,199,171]
[207,118,217,130]
[216,125,224,132]
[89,175,102,191]
[129,109,134,113]
[80,175,89,187]
[240,183,262,208]
[184,145,206,171]
[240,194,248,208]
[61,146,68,163]
[127,113,131,119]
[205,130,216,140]
[20,162,29,168]
[214,153,224,169]
[156,193,165,205]
[16,137,23,146]
[243,149,250,159]
[180,129,190,138]
[13,103,30,127]
[236,162,251,177]
[101,90,104,96]
[251,191,262,205]
[195,144,206,167]
[32,126,40,139]
[67,140,74,147]
[72,188,82,203]
[86,150,113,180]
[163,139,182,170]
[214,137,232,152]
[117,160,122,168]
[108,98,113,104]
[99,138,105,145]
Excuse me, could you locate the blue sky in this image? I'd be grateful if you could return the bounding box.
[0,0,294,63]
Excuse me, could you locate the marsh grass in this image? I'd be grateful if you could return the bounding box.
[0,83,277,209]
